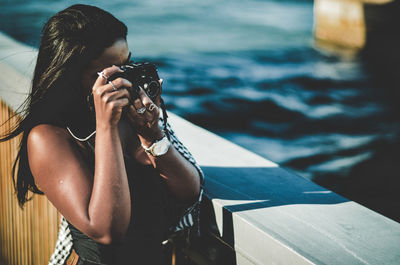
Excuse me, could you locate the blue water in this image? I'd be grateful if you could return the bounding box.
[1,0,399,221]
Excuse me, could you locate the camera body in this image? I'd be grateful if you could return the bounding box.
[108,62,161,102]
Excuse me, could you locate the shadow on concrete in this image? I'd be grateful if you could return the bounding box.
[187,166,349,265]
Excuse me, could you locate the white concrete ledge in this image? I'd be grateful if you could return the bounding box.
[0,32,36,111]
[1,32,399,265]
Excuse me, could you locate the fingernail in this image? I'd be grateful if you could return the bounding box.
[112,65,123,71]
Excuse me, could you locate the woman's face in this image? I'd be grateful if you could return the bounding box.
[81,38,131,96]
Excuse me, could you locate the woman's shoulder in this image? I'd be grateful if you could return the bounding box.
[28,124,71,147]
[27,124,92,192]
[27,124,81,163]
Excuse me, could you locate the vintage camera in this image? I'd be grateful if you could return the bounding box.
[108,62,161,102]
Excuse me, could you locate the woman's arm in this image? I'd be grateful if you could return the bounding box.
[126,85,201,202]
[28,66,133,245]
[140,132,201,201]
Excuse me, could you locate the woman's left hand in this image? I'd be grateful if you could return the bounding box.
[125,79,164,142]
[126,79,201,201]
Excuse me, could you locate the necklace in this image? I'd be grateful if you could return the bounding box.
[66,127,96,142]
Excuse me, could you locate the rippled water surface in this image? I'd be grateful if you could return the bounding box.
[1,0,399,221]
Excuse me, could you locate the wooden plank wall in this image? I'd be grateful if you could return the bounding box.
[0,97,60,265]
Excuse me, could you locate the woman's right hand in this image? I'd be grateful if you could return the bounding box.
[92,65,132,128]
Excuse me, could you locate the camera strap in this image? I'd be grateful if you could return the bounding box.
[160,97,170,141]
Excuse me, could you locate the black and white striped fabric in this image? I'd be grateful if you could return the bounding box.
[48,215,73,265]
[161,117,204,234]
[48,117,204,265]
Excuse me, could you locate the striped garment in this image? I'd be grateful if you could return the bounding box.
[48,117,204,265]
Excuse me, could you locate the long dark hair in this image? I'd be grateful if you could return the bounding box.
[0,4,127,207]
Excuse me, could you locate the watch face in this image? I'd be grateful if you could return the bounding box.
[152,137,170,156]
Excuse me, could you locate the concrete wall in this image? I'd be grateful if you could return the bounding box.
[1,32,400,265]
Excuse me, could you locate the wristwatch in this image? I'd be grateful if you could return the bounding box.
[142,135,171,157]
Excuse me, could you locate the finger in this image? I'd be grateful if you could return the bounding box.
[110,97,130,110]
[158,78,163,89]
[137,87,159,120]
[147,103,158,113]
[104,88,131,103]
[145,101,159,121]
[115,97,130,108]
[127,105,146,127]
[109,78,133,92]
[143,103,159,123]
[132,98,145,111]
[144,107,156,122]
[94,78,132,98]
[138,86,154,109]
[154,79,163,106]
[93,65,123,89]
[132,97,151,120]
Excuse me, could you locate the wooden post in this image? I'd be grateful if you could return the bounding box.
[0,98,60,265]
[314,0,366,49]
[314,0,396,53]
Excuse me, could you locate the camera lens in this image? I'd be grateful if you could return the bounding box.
[146,81,160,99]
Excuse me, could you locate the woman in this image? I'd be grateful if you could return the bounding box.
[0,4,203,265]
